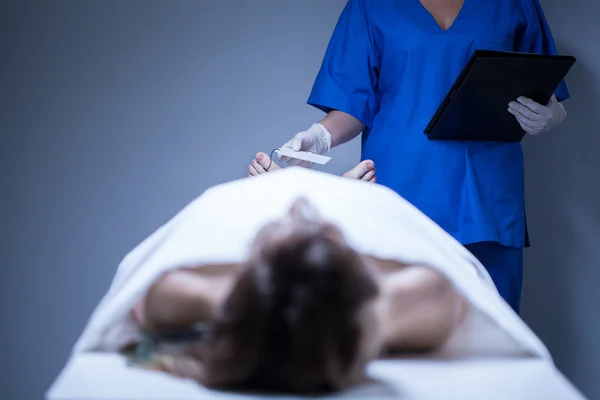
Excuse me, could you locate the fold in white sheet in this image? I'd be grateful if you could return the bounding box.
[73,167,552,362]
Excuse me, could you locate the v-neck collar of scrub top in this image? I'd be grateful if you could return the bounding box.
[416,0,469,33]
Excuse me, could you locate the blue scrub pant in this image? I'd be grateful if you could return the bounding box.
[464,242,523,314]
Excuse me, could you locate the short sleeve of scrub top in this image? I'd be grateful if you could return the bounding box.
[307,0,380,128]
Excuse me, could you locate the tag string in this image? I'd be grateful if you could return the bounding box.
[266,148,280,171]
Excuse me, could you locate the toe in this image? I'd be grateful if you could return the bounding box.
[360,168,376,182]
[248,163,259,176]
[256,152,279,171]
[343,160,375,180]
[252,159,266,174]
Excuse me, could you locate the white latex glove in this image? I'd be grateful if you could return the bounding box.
[278,123,332,168]
[507,95,567,135]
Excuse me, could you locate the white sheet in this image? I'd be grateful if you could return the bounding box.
[72,167,551,361]
[46,353,586,400]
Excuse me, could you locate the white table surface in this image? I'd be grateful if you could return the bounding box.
[47,353,587,400]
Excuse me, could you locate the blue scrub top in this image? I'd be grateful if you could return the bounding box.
[307,0,570,248]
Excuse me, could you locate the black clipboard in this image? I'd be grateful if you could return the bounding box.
[423,50,576,142]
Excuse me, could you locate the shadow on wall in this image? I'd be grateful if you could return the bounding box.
[521,40,600,398]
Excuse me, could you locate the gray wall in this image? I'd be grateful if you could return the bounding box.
[1,1,597,399]
[520,0,600,396]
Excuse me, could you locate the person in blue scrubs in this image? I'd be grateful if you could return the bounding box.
[277,0,570,313]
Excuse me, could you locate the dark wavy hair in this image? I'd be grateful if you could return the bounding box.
[200,229,380,394]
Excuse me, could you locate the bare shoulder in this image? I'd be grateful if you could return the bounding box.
[187,263,242,276]
[370,258,470,352]
[364,255,469,326]
[361,254,412,274]
[362,254,442,279]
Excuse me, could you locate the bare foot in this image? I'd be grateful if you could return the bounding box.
[342,160,376,182]
[248,152,280,176]
[248,152,376,183]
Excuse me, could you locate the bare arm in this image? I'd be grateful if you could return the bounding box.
[319,110,366,148]
[377,263,468,353]
[144,269,213,332]
[139,265,238,383]
[144,265,237,332]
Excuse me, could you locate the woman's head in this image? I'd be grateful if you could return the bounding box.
[201,197,381,393]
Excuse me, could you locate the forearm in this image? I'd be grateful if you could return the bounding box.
[318,110,365,148]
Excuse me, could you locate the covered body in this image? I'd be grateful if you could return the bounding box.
[73,168,550,361]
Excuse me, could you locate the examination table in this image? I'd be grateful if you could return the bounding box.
[47,352,585,399]
[48,170,588,399]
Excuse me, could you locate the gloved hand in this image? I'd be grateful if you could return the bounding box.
[508,95,567,135]
[277,123,332,168]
